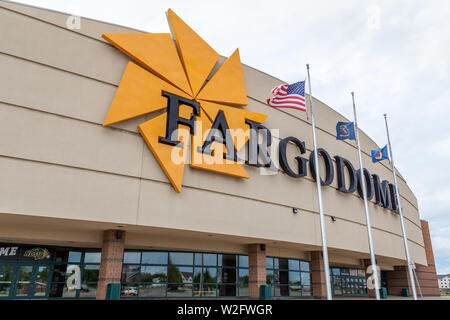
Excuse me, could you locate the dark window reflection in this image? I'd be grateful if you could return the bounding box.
[142,252,168,265]
[120,250,247,298]
[220,254,236,267]
[266,256,311,298]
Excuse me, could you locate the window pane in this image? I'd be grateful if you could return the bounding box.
[300,261,310,272]
[274,285,289,297]
[301,272,311,286]
[218,284,236,297]
[167,283,192,297]
[273,258,279,269]
[139,284,166,297]
[333,275,342,295]
[194,253,202,266]
[332,267,340,275]
[203,268,217,283]
[142,252,168,265]
[238,283,249,297]
[194,284,216,297]
[169,252,193,265]
[55,250,69,263]
[68,251,82,263]
[52,264,68,282]
[48,283,63,298]
[220,268,236,284]
[220,254,236,267]
[140,266,167,283]
[289,271,300,285]
[193,267,202,283]
[239,255,249,268]
[0,265,13,297]
[83,264,100,282]
[301,272,311,295]
[289,284,301,296]
[266,257,273,269]
[79,283,97,298]
[271,269,280,285]
[121,284,138,297]
[168,266,193,283]
[266,269,274,285]
[121,265,140,283]
[83,252,101,264]
[238,269,249,296]
[33,265,49,296]
[288,259,299,271]
[238,269,249,286]
[279,270,288,285]
[16,266,33,296]
[49,283,77,298]
[203,254,217,266]
[341,268,350,275]
[124,252,141,264]
[279,258,288,270]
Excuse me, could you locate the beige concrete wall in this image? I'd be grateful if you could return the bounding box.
[0,1,426,266]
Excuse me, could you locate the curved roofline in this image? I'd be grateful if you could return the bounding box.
[2,0,148,33]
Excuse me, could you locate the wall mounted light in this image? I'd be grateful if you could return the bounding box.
[292,208,298,214]
[115,230,124,240]
[331,216,337,222]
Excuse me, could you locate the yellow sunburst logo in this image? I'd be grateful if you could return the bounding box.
[102,9,267,192]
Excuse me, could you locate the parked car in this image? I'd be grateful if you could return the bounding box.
[122,287,138,296]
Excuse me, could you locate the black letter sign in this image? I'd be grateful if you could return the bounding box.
[334,156,357,193]
[245,120,273,168]
[279,137,308,178]
[200,111,237,161]
[159,92,200,147]
[356,168,374,200]
[309,148,334,186]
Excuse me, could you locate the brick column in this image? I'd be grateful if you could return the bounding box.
[248,244,266,299]
[362,259,376,298]
[386,265,411,295]
[96,230,126,300]
[386,220,440,296]
[415,220,440,296]
[310,251,327,299]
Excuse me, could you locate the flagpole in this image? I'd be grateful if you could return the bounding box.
[351,92,380,300]
[383,113,418,300]
[307,64,332,300]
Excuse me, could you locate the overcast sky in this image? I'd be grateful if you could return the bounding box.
[12,0,450,274]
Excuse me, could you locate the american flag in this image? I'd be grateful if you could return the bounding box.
[267,81,306,112]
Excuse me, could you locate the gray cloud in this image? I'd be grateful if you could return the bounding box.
[12,0,450,274]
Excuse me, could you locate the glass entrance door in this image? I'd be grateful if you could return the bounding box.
[10,264,52,299]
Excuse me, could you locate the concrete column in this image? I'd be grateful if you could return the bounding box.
[362,259,376,298]
[310,251,327,299]
[96,229,126,300]
[248,244,266,299]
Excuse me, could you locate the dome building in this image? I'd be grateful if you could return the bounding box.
[0,1,440,299]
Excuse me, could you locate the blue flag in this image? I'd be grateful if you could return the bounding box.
[371,145,389,163]
[336,122,356,140]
